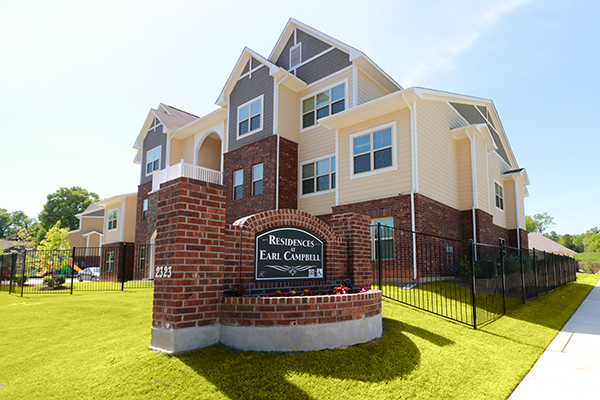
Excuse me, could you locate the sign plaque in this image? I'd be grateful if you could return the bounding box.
[255,226,325,281]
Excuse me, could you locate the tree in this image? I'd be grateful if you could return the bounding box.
[0,208,11,238]
[38,221,70,251]
[38,187,99,231]
[525,212,555,234]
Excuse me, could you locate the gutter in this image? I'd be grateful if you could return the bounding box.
[401,92,418,281]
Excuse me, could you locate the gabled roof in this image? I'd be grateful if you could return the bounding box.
[268,18,401,93]
[132,103,199,164]
[96,192,137,208]
[216,47,305,107]
[528,232,576,256]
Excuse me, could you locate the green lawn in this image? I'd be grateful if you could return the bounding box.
[0,274,597,400]
[575,252,600,262]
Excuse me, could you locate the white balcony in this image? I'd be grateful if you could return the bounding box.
[152,160,222,192]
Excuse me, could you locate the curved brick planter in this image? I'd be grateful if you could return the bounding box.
[219,290,382,352]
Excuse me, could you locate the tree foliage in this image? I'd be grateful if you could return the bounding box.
[526,212,555,234]
[0,208,11,238]
[38,221,70,251]
[38,187,99,231]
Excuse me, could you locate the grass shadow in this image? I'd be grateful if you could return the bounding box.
[176,318,453,399]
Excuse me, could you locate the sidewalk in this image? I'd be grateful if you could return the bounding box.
[508,278,600,399]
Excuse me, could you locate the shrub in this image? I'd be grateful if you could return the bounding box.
[582,257,599,274]
[12,274,28,285]
[42,276,55,287]
[55,275,66,286]
[459,255,481,283]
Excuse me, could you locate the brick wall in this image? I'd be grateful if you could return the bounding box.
[220,291,381,327]
[152,177,226,331]
[135,181,152,244]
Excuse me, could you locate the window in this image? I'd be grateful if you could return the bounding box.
[233,169,243,200]
[142,199,148,221]
[290,43,301,69]
[301,156,336,195]
[238,96,263,136]
[371,218,394,260]
[146,146,161,175]
[105,252,114,272]
[108,209,118,231]
[139,247,146,270]
[252,164,263,196]
[352,126,393,175]
[302,83,345,129]
[495,182,504,210]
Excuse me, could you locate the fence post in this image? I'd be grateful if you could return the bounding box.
[500,244,506,315]
[9,253,17,294]
[519,249,525,303]
[20,250,27,297]
[377,223,382,291]
[70,247,76,295]
[121,244,127,291]
[469,240,477,329]
[533,248,538,298]
[543,251,548,294]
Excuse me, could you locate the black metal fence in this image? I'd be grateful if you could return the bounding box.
[371,224,578,328]
[0,244,154,296]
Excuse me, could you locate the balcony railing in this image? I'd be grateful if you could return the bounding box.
[152,160,222,192]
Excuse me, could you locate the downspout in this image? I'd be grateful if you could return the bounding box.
[470,131,478,249]
[274,74,288,210]
[402,92,418,280]
[514,178,521,249]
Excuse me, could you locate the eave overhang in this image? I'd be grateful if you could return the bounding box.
[173,108,228,140]
[450,123,498,152]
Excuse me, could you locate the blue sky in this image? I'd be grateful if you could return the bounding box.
[1,0,598,235]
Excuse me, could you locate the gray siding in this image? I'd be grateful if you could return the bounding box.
[297,29,331,61]
[450,103,509,165]
[275,34,295,70]
[241,60,250,75]
[295,48,351,85]
[228,65,274,151]
[140,121,166,185]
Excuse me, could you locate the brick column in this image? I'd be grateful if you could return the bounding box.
[331,213,372,289]
[150,177,226,354]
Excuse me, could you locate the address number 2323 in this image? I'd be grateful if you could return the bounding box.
[155,266,172,279]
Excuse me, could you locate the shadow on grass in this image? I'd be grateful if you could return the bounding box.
[176,319,453,399]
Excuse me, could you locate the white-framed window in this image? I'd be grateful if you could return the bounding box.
[494,181,504,211]
[105,251,114,272]
[139,247,146,271]
[107,209,118,231]
[371,218,394,260]
[237,95,263,137]
[289,43,302,70]
[252,164,263,196]
[301,81,346,130]
[350,123,396,178]
[301,156,336,196]
[142,199,148,221]
[233,169,243,200]
[146,146,161,175]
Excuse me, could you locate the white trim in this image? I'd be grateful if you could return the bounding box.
[299,153,336,199]
[292,47,335,73]
[413,101,419,193]
[300,78,348,133]
[119,199,125,243]
[145,145,162,177]
[349,121,397,180]
[289,43,302,70]
[352,65,358,108]
[335,130,339,206]
[233,169,243,200]
[107,208,118,231]
[303,65,353,90]
[252,163,264,196]
[514,178,521,248]
[236,94,264,139]
[493,180,505,212]
[238,63,267,81]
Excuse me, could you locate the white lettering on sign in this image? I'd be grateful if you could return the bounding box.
[155,266,172,279]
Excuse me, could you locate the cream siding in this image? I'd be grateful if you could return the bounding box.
[503,180,516,230]
[278,85,300,142]
[103,207,121,244]
[417,100,464,209]
[170,138,183,166]
[181,136,195,165]
[81,217,104,234]
[517,177,526,229]
[298,68,353,164]
[68,232,86,248]
[488,152,510,228]
[338,109,411,205]
[357,69,389,105]
[87,234,101,248]
[456,139,472,210]
[123,196,137,243]
[197,136,221,171]
[298,192,336,216]
[475,132,488,215]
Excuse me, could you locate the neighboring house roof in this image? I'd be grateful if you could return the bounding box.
[97,192,137,208]
[0,240,29,252]
[528,232,576,256]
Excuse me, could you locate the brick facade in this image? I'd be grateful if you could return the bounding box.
[223,135,298,224]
